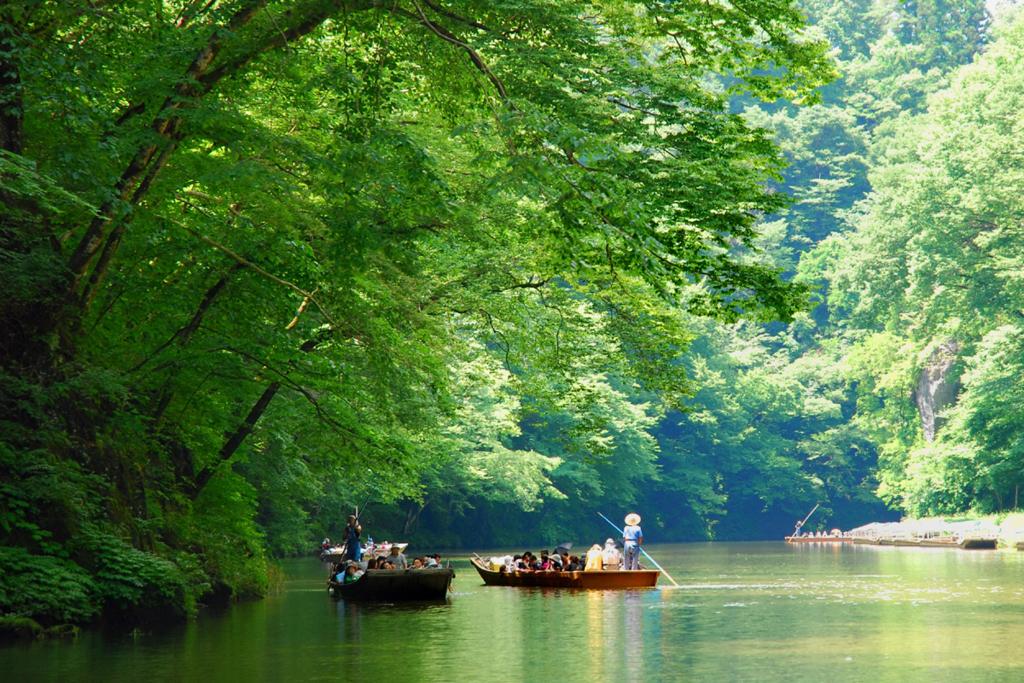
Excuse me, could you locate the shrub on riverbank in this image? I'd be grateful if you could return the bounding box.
[0,547,98,627]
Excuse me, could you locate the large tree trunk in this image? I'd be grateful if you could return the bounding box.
[189,333,326,498]
[66,1,268,302]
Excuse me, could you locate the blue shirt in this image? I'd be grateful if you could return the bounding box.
[624,524,642,544]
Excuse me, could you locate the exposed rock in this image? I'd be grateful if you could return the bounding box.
[914,340,961,441]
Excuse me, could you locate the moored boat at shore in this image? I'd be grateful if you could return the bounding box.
[470,558,659,589]
[328,568,453,601]
[844,536,996,549]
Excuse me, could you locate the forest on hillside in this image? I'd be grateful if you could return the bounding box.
[2,0,1023,631]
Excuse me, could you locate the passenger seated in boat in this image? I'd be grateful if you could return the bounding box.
[539,552,551,570]
[543,552,559,570]
[602,539,622,570]
[411,557,425,569]
[550,553,564,570]
[559,550,571,568]
[585,544,603,571]
[431,553,442,567]
[343,563,363,583]
[382,560,396,569]
[388,545,408,569]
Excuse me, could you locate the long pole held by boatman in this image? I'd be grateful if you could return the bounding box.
[798,503,820,531]
[597,512,680,587]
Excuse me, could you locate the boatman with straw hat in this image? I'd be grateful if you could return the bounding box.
[623,513,643,570]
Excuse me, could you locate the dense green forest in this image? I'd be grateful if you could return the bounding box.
[2,0,1023,631]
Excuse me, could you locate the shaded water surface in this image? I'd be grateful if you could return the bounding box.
[5,542,1024,681]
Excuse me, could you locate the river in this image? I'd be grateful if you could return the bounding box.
[4,542,1024,682]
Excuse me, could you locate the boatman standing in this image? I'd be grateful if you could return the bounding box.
[344,514,363,563]
[623,513,643,570]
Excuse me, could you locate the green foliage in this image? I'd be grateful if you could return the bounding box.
[73,529,191,624]
[0,547,97,626]
[800,8,1024,521]
[1,0,837,624]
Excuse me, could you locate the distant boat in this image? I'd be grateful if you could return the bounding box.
[328,568,453,601]
[470,558,659,589]
[784,535,851,543]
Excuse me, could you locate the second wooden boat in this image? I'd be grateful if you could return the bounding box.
[471,558,659,589]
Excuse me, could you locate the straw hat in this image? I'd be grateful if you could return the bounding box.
[625,512,641,525]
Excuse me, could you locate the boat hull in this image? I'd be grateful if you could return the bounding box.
[784,536,852,543]
[329,568,453,601]
[471,559,658,589]
[959,538,997,550]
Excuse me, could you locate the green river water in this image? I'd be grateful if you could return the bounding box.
[4,542,1024,682]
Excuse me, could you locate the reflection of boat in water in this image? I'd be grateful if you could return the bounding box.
[470,558,658,589]
[784,536,851,543]
[328,568,453,601]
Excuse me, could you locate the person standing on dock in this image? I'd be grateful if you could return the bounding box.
[623,513,643,570]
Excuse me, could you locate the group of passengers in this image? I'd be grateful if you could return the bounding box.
[330,547,444,584]
[792,527,845,538]
[491,513,646,573]
[493,538,637,573]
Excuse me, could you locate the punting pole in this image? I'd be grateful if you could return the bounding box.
[597,512,680,587]
[798,504,820,530]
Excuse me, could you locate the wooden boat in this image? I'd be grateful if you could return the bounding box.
[784,536,852,543]
[1017,541,1024,552]
[328,568,453,601]
[849,536,995,549]
[893,538,921,547]
[470,558,658,589]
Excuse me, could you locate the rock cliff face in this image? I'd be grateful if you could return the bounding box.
[914,340,961,442]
